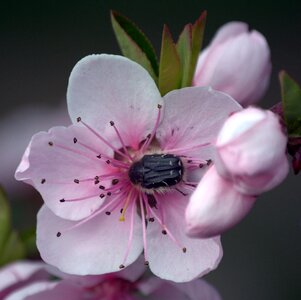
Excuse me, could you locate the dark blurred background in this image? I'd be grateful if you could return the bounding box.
[0,1,300,299]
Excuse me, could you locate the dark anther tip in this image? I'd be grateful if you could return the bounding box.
[59,199,65,203]
[157,104,162,109]
[76,117,81,122]
[96,154,101,159]
[99,185,105,190]
[41,179,46,184]
[48,141,53,146]
[56,232,61,237]
[119,264,125,269]
[105,211,111,215]
[162,230,167,235]
[199,164,204,168]
[149,217,155,222]
[206,159,212,166]
[74,179,80,184]
[99,194,105,198]
[144,261,149,266]
[73,137,77,144]
[182,247,187,253]
[106,160,111,164]
[112,179,119,185]
[107,192,112,196]
[109,121,114,126]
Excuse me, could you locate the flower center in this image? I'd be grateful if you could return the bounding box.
[128,154,184,189]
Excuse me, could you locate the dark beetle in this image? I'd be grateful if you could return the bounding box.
[128,154,184,189]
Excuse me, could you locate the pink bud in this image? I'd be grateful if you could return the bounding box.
[186,166,256,238]
[193,22,271,106]
[215,107,289,195]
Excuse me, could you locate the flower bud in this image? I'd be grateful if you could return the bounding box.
[186,166,256,238]
[215,107,289,195]
[193,22,271,106]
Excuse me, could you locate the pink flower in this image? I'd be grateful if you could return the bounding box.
[193,22,271,106]
[186,107,289,238]
[16,54,241,282]
[0,261,48,299]
[4,259,222,300]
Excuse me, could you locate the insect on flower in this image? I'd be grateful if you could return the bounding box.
[15,54,240,282]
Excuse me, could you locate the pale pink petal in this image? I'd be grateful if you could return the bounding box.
[5,281,82,300]
[210,22,248,47]
[171,279,222,300]
[15,125,113,221]
[67,55,163,150]
[0,261,46,293]
[186,166,256,238]
[146,193,222,282]
[156,87,241,159]
[36,205,143,275]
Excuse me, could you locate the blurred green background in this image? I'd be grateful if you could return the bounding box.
[0,1,300,299]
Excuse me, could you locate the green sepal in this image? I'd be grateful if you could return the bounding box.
[111,10,159,82]
[0,188,10,252]
[188,11,207,85]
[158,25,182,96]
[176,24,192,87]
[20,228,37,257]
[280,71,301,137]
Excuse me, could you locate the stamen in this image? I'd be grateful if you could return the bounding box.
[41,179,46,184]
[58,193,102,203]
[120,201,136,268]
[140,104,162,153]
[109,121,133,161]
[165,142,211,154]
[119,189,134,222]
[77,118,131,161]
[139,193,149,265]
[56,197,120,237]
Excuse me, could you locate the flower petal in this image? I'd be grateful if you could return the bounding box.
[0,261,47,298]
[67,54,163,150]
[146,193,222,282]
[37,205,143,275]
[15,125,113,221]
[5,281,82,300]
[186,166,256,238]
[157,87,241,159]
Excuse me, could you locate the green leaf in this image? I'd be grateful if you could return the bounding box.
[111,11,158,82]
[0,231,25,266]
[176,24,192,87]
[188,11,207,84]
[280,71,301,136]
[158,25,182,95]
[0,188,11,252]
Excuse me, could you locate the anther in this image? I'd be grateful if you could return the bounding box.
[120,208,123,213]
[119,264,125,269]
[109,121,114,126]
[182,247,187,253]
[48,141,53,146]
[41,179,46,184]
[149,217,155,222]
[99,185,105,190]
[199,164,204,168]
[76,117,81,122]
[96,154,101,159]
[157,104,162,109]
[59,199,65,203]
[162,230,167,235]
[56,232,61,237]
[100,194,105,198]
[74,179,80,184]
[105,211,111,215]
[206,159,212,166]
[187,159,192,163]
[106,160,110,164]
[144,261,149,266]
[107,192,112,196]
[94,179,100,184]
[73,137,77,144]
[112,179,119,185]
